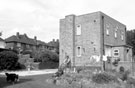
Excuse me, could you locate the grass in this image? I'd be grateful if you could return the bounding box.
[1,70,134,88]
[0,74,63,88]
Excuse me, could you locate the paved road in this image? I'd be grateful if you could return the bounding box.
[0,73,63,88]
[0,69,58,76]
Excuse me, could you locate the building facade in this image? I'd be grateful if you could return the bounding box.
[60,11,132,71]
[5,32,55,53]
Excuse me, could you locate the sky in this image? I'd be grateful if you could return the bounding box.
[0,0,135,42]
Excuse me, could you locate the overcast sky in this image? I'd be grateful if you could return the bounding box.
[0,0,135,42]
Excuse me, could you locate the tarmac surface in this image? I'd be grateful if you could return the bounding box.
[0,69,58,76]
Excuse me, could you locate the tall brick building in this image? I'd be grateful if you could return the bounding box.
[60,11,132,70]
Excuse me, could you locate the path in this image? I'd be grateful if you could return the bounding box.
[0,69,57,76]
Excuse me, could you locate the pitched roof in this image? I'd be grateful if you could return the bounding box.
[0,37,5,41]
[5,34,37,45]
[37,40,49,46]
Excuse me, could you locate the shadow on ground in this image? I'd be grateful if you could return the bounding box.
[0,75,33,88]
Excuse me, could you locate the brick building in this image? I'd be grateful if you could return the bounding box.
[5,32,55,52]
[60,11,132,71]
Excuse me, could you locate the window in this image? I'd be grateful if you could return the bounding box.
[76,24,81,35]
[26,45,30,48]
[106,24,110,35]
[121,32,124,40]
[114,32,117,38]
[17,43,21,47]
[115,26,118,31]
[113,49,119,57]
[77,46,81,57]
[114,27,118,38]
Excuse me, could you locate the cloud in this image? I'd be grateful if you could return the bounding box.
[0,0,135,42]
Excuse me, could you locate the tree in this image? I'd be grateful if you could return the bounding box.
[39,50,51,62]
[0,51,19,70]
[127,30,135,55]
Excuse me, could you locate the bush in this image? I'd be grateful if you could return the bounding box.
[119,66,125,73]
[92,72,117,84]
[118,70,130,81]
[36,50,59,62]
[50,52,59,62]
[21,50,33,58]
[0,51,19,70]
[13,62,26,70]
[21,50,59,63]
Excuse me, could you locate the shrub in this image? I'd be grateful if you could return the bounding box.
[37,50,59,62]
[0,51,19,70]
[76,67,83,73]
[118,70,130,81]
[119,66,125,73]
[13,62,26,70]
[21,50,33,58]
[21,50,59,62]
[39,51,51,62]
[50,52,59,62]
[92,72,117,84]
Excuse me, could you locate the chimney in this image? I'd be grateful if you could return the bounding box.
[24,33,26,36]
[16,32,19,38]
[34,36,37,40]
[53,39,55,42]
[56,39,59,42]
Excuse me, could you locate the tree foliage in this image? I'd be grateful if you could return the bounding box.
[38,50,59,62]
[126,30,135,56]
[0,51,19,70]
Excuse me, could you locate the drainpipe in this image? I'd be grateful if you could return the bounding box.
[101,15,105,71]
[72,15,76,72]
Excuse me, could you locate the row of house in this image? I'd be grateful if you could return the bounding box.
[0,32,56,53]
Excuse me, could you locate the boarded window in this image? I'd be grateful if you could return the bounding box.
[76,24,81,35]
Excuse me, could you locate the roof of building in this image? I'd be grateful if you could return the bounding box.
[37,40,49,46]
[5,32,57,47]
[105,44,133,48]
[112,45,133,48]
[5,34,37,45]
[0,37,5,41]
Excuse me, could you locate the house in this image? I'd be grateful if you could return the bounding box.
[0,37,6,49]
[59,11,132,71]
[5,32,37,52]
[36,40,54,51]
[48,39,59,53]
[5,32,51,53]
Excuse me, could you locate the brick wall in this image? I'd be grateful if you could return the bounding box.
[59,15,75,66]
[74,12,101,66]
[100,12,126,46]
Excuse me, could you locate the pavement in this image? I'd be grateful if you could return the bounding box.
[0,69,58,76]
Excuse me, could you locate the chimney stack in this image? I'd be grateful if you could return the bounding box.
[34,36,37,40]
[16,32,19,37]
[53,39,55,42]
